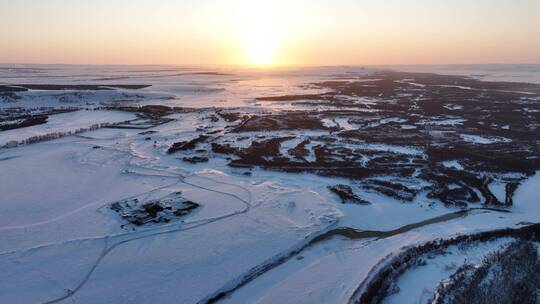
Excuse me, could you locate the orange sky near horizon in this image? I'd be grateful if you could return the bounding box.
[1,0,539,66]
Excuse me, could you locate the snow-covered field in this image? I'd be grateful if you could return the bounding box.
[1,65,540,304]
[0,110,136,146]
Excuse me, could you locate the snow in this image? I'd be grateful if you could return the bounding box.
[279,137,306,156]
[1,65,540,304]
[0,141,177,251]
[321,118,338,129]
[488,181,507,203]
[460,134,512,144]
[384,238,514,304]
[388,64,540,84]
[420,118,466,126]
[512,171,540,213]
[395,80,426,88]
[358,143,424,156]
[0,120,343,303]
[222,207,537,304]
[0,89,175,110]
[436,84,475,90]
[335,118,355,130]
[442,160,464,170]
[444,104,464,111]
[321,118,356,131]
[0,142,340,303]
[0,110,136,146]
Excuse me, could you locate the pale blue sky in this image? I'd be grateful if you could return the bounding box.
[1,0,539,65]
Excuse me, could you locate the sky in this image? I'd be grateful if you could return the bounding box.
[1,0,540,66]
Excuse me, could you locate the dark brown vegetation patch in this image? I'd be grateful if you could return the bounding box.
[353,223,540,304]
[328,184,371,204]
[110,192,199,227]
[232,113,327,132]
[0,115,48,131]
[182,156,209,163]
[238,71,540,207]
[168,135,210,154]
[432,240,540,304]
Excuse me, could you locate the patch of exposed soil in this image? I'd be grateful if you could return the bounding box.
[328,184,370,204]
[110,192,199,227]
[168,135,210,154]
[232,113,327,132]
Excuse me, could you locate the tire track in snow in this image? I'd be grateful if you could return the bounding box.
[34,133,255,303]
[41,174,252,304]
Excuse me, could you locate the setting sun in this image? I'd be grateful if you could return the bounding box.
[242,27,280,66]
[230,0,287,66]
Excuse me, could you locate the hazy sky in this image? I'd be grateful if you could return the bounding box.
[1,0,540,66]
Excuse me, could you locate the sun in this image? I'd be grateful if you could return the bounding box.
[231,1,285,66]
[242,26,280,66]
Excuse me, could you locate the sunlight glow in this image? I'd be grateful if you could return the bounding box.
[2,0,539,65]
[231,1,288,66]
[242,25,280,66]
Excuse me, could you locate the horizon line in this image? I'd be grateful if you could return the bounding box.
[2,62,540,68]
